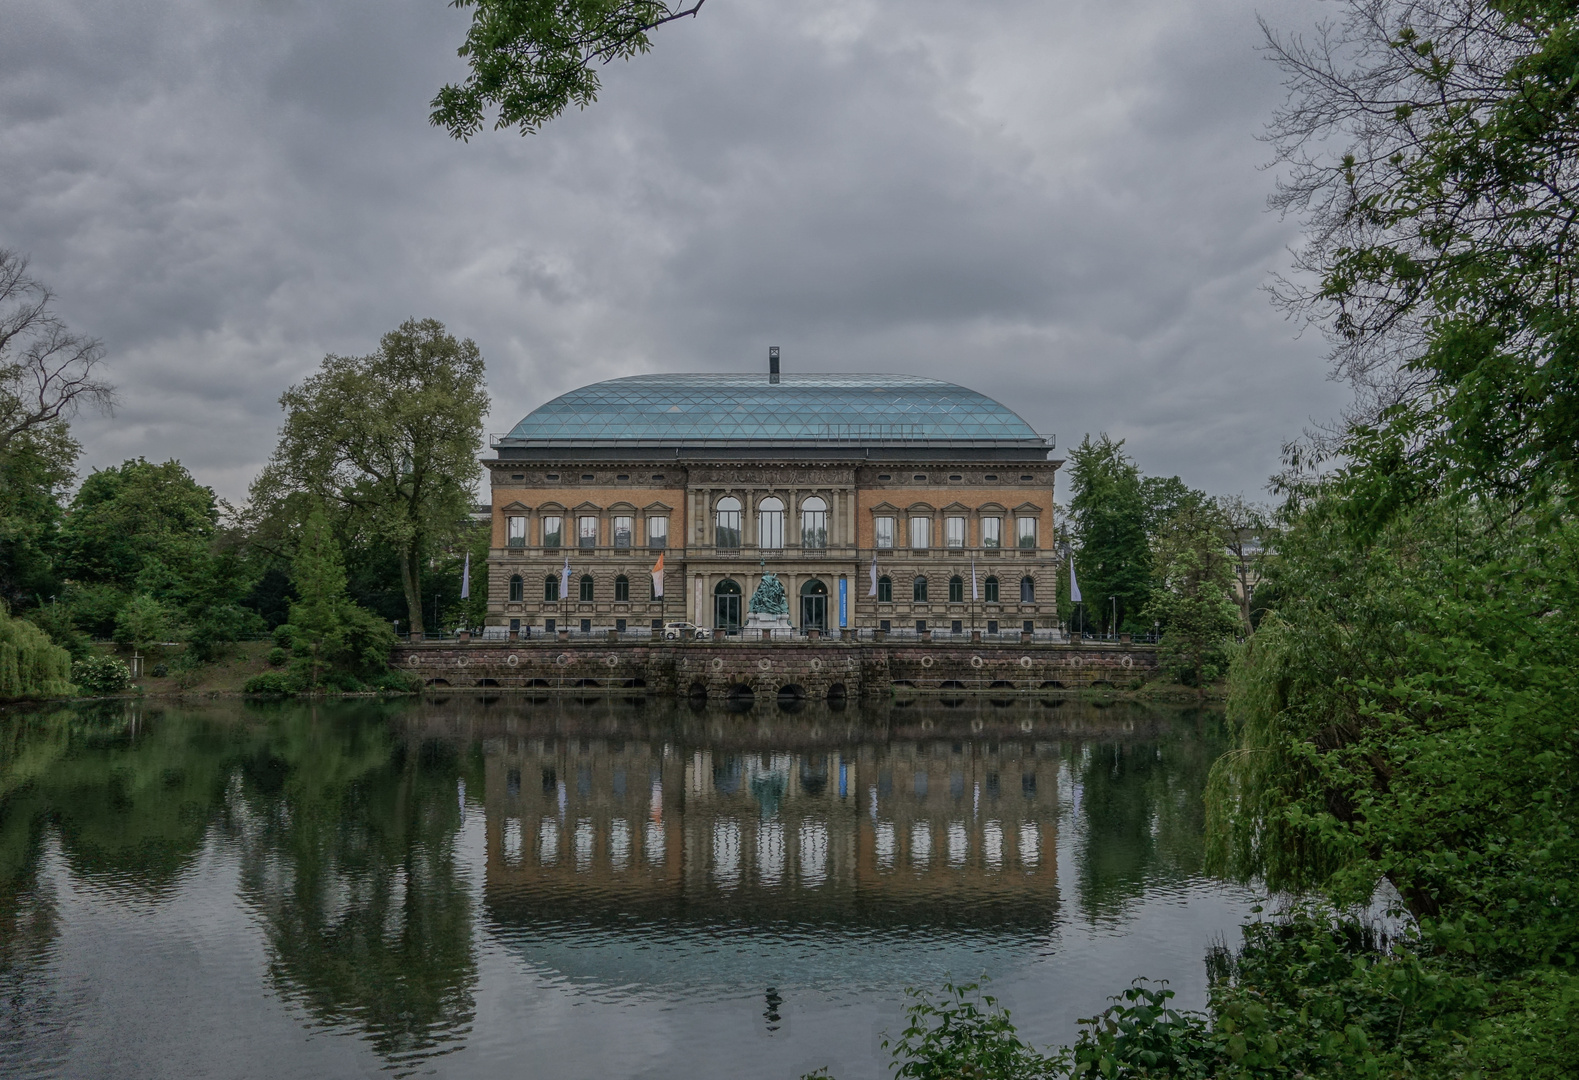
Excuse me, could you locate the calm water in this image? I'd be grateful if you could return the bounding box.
[0,695,1255,1079]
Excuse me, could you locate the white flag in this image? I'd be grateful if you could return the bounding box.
[651,552,665,598]
[1069,557,1082,603]
[460,552,470,599]
[868,552,879,597]
[560,555,571,599]
[971,558,978,601]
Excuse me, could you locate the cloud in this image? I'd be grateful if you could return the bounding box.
[0,0,1345,501]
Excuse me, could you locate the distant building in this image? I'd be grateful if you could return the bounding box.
[484,359,1061,636]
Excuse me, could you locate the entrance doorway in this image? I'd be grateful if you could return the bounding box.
[714,579,742,633]
[800,579,828,633]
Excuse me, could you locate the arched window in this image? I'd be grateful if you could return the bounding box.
[509,574,523,602]
[757,496,784,550]
[579,574,595,602]
[877,575,893,603]
[913,575,929,602]
[949,575,964,603]
[984,575,999,602]
[544,575,560,602]
[1020,576,1035,603]
[801,496,828,549]
[614,574,630,602]
[715,496,741,549]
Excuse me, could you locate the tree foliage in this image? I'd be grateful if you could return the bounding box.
[251,319,488,635]
[432,0,707,138]
[1145,499,1241,687]
[1267,0,1579,514]
[286,511,397,691]
[1065,435,1152,635]
[0,603,71,700]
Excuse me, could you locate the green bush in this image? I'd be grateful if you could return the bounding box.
[272,623,294,649]
[242,671,295,695]
[72,654,132,696]
[367,670,420,694]
[266,646,288,667]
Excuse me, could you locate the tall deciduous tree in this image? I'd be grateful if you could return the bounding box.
[433,0,707,138]
[1065,435,1153,635]
[252,319,488,636]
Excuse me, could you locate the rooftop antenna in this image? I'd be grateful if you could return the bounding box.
[769,346,780,384]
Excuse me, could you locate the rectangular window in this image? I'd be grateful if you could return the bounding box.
[1016,516,1038,549]
[945,516,965,548]
[877,576,892,603]
[647,516,667,549]
[578,516,599,549]
[613,516,633,549]
[506,515,526,548]
[874,516,895,549]
[981,517,1001,548]
[909,517,931,549]
[541,516,563,548]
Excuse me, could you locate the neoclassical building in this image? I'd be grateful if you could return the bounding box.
[485,364,1061,637]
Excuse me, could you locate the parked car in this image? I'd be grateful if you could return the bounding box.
[662,621,706,641]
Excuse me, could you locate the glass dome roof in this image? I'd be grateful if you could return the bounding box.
[499,373,1043,446]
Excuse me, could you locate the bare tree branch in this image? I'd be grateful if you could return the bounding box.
[0,249,115,456]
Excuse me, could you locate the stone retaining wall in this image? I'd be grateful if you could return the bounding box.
[391,640,1157,700]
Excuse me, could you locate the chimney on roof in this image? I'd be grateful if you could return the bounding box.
[769,346,780,384]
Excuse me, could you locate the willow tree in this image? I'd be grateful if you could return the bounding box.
[252,320,488,636]
[0,603,71,700]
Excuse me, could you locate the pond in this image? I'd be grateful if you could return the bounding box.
[0,695,1256,1079]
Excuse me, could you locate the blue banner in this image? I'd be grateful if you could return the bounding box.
[839,577,848,627]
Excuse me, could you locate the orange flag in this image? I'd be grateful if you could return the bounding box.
[650,552,665,598]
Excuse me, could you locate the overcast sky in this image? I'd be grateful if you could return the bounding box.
[1,0,1346,503]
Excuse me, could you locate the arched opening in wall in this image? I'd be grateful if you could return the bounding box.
[1020,576,1035,603]
[687,681,710,703]
[799,579,828,633]
[984,575,999,603]
[622,677,647,689]
[939,679,967,708]
[949,576,964,603]
[988,679,1017,706]
[1040,695,1067,708]
[826,682,848,709]
[544,575,560,602]
[714,578,742,633]
[572,678,601,688]
[1090,679,1116,690]
[776,684,807,711]
[877,575,892,602]
[476,678,500,687]
[726,682,756,711]
[1039,680,1065,690]
[425,678,451,688]
[525,678,551,688]
[614,575,630,602]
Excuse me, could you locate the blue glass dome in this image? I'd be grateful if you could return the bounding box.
[499,373,1044,447]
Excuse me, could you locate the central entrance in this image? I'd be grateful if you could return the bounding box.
[714,579,742,633]
[800,578,828,633]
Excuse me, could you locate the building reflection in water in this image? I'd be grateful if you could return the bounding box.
[470,702,1066,930]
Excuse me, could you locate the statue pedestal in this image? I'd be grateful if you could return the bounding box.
[745,612,793,640]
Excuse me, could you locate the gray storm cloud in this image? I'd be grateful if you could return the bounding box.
[0,0,1344,501]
